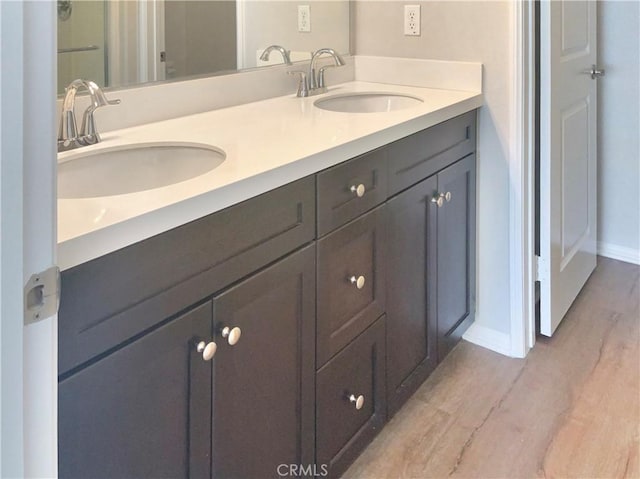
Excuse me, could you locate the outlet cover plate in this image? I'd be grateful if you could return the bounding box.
[404,4,421,36]
[298,5,311,32]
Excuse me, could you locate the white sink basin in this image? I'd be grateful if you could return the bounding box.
[314,92,423,113]
[58,143,226,199]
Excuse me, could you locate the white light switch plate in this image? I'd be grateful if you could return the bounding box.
[404,4,421,36]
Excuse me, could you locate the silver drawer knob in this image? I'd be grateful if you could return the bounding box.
[196,340,217,361]
[221,326,241,346]
[445,191,452,202]
[349,394,365,410]
[349,275,366,289]
[350,184,366,198]
[431,193,444,208]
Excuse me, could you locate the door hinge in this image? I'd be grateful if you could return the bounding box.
[24,266,60,325]
[534,255,547,283]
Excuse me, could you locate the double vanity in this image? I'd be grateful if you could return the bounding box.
[57,58,482,478]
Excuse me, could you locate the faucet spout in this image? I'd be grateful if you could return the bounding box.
[259,45,293,65]
[309,48,345,92]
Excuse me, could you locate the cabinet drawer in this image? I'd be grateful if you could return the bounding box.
[317,147,387,237]
[388,110,476,195]
[317,206,386,366]
[59,176,315,375]
[316,316,386,479]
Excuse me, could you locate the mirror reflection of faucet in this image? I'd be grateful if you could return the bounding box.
[57,79,120,153]
[287,47,345,98]
[259,45,293,66]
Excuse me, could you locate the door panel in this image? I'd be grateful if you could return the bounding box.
[540,0,597,336]
[58,302,213,479]
[436,155,476,360]
[212,246,315,478]
[561,1,589,56]
[561,100,590,264]
[386,175,437,417]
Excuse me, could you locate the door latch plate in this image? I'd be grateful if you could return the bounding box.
[24,266,60,324]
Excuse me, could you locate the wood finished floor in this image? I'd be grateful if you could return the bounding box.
[344,257,640,479]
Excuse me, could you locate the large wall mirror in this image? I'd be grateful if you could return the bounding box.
[57,0,351,94]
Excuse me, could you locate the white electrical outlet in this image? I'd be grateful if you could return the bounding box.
[404,4,421,36]
[298,5,311,33]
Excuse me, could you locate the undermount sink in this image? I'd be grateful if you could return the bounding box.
[314,92,423,113]
[58,142,226,199]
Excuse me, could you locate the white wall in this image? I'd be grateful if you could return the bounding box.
[242,0,350,68]
[354,1,515,336]
[597,0,640,264]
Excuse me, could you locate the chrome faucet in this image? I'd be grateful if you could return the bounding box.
[58,79,120,152]
[309,48,345,92]
[259,45,293,65]
[288,47,345,98]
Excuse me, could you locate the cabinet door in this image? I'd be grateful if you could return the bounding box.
[386,175,438,417]
[212,245,316,478]
[58,302,213,479]
[436,154,476,360]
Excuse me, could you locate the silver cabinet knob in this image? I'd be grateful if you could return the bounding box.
[221,326,241,346]
[349,275,366,289]
[445,191,452,202]
[431,194,444,208]
[584,64,605,80]
[196,340,217,361]
[348,394,365,410]
[350,184,366,198]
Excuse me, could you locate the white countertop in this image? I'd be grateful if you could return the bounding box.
[58,80,482,270]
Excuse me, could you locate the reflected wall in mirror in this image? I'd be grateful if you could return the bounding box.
[57,0,350,94]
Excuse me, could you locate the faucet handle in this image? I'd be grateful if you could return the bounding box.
[287,70,310,98]
[318,65,340,90]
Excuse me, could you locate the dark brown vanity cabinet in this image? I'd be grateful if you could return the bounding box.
[59,245,316,479]
[385,110,477,416]
[58,110,478,479]
[386,153,476,417]
[58,178,317,479]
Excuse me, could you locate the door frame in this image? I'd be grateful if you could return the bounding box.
[509,0,537,358]
[1,2,58,477]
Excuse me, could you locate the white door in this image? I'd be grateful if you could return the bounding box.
[539,0,600,336]
[1,2,58,477]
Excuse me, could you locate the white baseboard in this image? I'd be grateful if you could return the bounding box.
[462,322,513,357]
[597,241,640,265]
